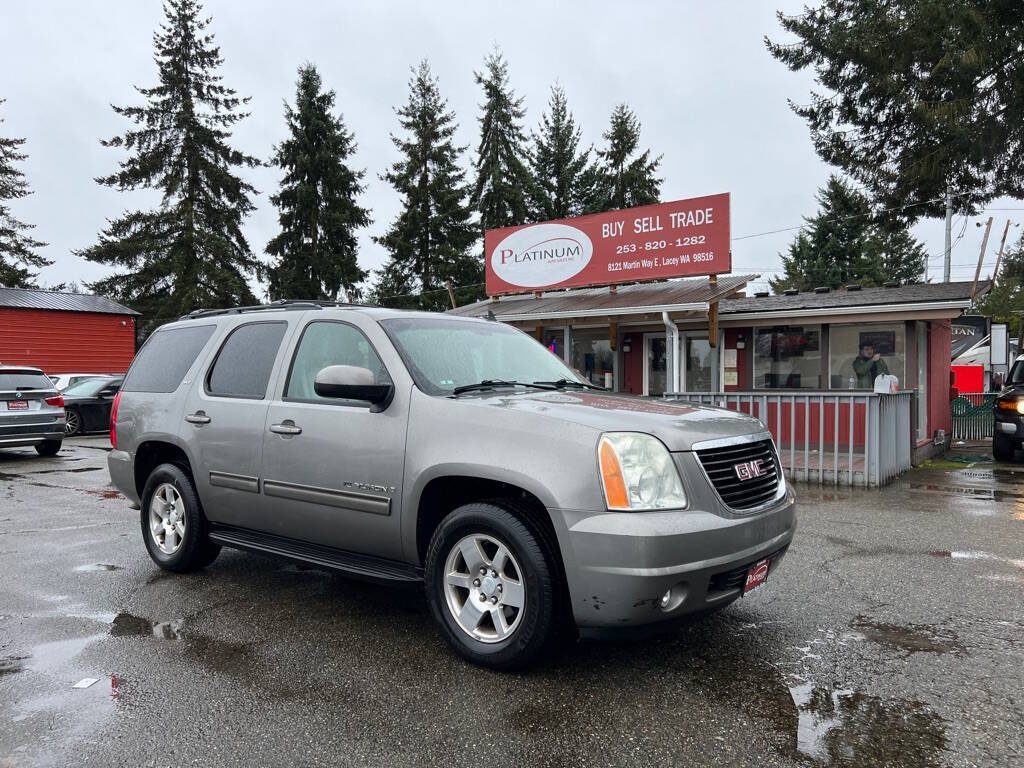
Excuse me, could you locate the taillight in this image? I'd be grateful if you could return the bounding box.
[110,391,121,449]
[45,394,64,408]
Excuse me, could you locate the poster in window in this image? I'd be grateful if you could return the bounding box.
[858,330,895,355]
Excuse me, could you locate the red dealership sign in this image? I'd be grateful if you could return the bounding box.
[484,193,730,295]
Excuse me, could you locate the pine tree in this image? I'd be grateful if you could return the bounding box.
[590,104,662,212]
[0,99,49,288]
[266,64,370,302]
[373,61,479,311]
[770,176,926,293]
[77,0,260,326]
[527,85,595,221]
[470,49,531,236]
[767,0,1024,219]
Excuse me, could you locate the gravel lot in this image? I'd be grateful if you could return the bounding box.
[1,437,1022,767]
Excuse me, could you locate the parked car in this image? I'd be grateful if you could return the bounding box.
[48,373,113,391]
[62,376,124,436]
[106,302,796,669]
[992,354,1024,461]
[0,365,65,456]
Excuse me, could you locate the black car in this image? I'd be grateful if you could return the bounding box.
[993,356,1024,461]
[62,376,123,436]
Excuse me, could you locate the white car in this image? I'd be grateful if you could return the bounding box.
[48,373,112,391]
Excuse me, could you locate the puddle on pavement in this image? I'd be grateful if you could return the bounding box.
[849,616,966,656]
[900,480,1024,503]
[929,550,1024,569]
[110,612,183,639]
[1,655,28,676]
[74,563,122,572]
[785,682,947,766]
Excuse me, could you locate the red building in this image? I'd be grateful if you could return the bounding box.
[0,287,139,375]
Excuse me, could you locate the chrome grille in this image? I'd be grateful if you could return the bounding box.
[695,438,781,511]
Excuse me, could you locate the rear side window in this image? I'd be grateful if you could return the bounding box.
[0,371,53,390]
[123,325,216,393]
[206,322,288,399]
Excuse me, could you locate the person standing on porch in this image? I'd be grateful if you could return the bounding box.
[851,342,889,388]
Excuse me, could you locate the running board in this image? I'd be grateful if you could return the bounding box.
[208,525,423,585]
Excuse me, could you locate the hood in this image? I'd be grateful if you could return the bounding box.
[455,390,767,451]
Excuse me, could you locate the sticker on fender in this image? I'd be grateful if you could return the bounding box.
[744,558,769,594]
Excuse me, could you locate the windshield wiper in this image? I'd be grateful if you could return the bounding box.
[532,378,607,391]
[450,380,554,396]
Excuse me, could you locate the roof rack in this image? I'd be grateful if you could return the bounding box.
[179,299,365,320]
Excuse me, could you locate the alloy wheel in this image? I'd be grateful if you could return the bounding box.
[64,409,80,436]
[443,533,526,643]
[149,483,186,555]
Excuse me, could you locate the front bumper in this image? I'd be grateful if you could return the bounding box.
[555,486,797,628]
[994,411,1022,438]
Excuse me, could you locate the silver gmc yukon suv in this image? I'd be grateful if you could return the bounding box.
[107,301,796,669]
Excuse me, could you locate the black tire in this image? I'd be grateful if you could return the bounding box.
[64,407,82,436]
[140,463,220,573]
[425,501,560,671]
[993,432,1016,462]
[34,440,62,457]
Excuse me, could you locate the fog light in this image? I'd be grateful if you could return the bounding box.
[660,589,672,609]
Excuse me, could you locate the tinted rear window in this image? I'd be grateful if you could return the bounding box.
[0,371,54,390]
[206,322,288,399]
[123,325,216,393]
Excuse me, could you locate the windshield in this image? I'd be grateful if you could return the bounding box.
[63,377,114,397]
[1008,360,1024,386]
[380,317,586,396]
[0,371,53,391]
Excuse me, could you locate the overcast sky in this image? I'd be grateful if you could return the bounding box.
[2,0,1020,298]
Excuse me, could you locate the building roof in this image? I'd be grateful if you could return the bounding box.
[720,280,990,316]
[0,287,140,316]
[449,274,757,322]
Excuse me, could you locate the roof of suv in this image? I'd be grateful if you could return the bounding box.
[171,300,491,327]
[0,364,45,374]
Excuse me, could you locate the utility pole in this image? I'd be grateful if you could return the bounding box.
[970,216,993,303]
[943,187,953,283]
[992,219,1013,286]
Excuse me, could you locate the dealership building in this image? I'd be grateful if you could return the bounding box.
[456,195,989,485]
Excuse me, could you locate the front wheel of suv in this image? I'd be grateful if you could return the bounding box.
[993,432,1016,462]
[425,501,559,670]
[140,463,221,573]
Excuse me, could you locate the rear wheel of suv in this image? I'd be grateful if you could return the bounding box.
[425,501,558,670]
[35,440,62,457]
[993,432,1016,462]
[140,463,221,572]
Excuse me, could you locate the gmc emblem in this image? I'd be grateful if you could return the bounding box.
[734,459,766,481]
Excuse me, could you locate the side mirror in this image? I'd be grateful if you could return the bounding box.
[314,365,393,411]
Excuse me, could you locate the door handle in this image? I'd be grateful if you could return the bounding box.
[269,421,302,436]
[185,411,211,425]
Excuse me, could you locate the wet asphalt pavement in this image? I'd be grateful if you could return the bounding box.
[1,437,1023,767]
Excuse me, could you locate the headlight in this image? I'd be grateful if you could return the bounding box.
[598,432,687,511]
[996,399,1024,414]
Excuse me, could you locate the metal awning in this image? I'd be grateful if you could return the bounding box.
[449,274,757,323]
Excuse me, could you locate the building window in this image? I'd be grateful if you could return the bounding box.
[571,329,614,387]
[829,323,905,389]
[753,325,822,389]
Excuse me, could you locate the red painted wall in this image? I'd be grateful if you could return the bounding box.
[0,309,136,374]
[928,319,952,437]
